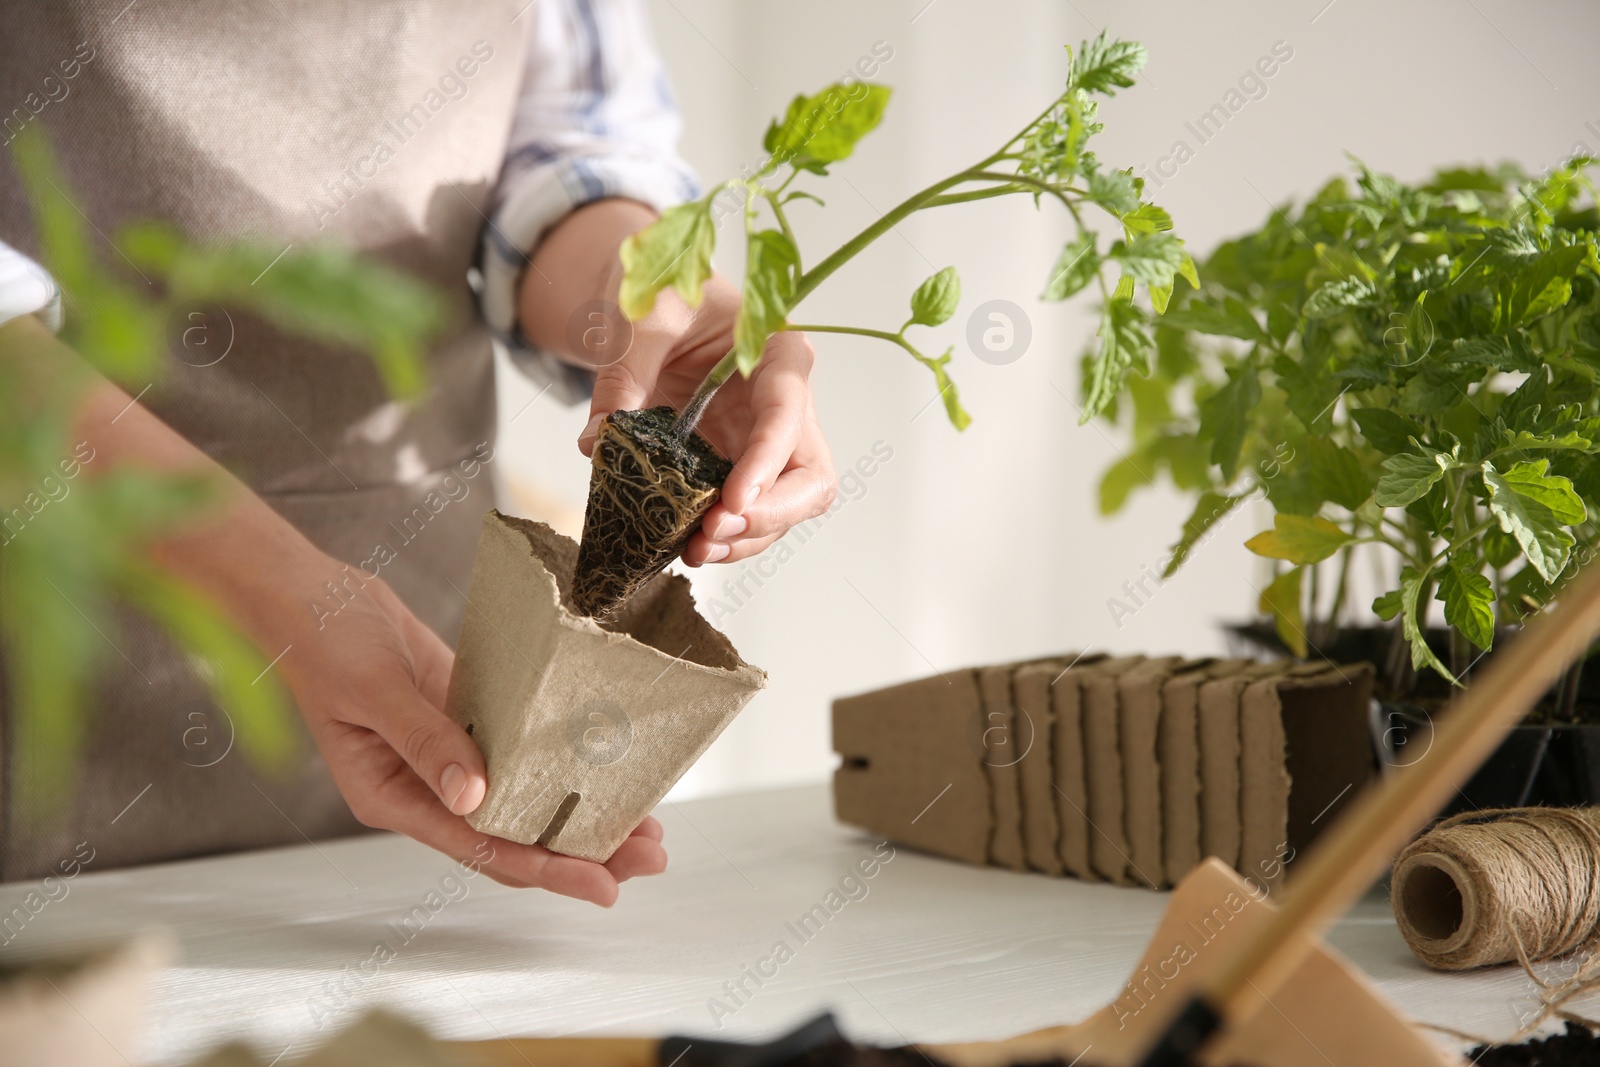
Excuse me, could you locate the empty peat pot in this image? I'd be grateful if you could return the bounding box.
[572,406,733,618]
[444,511,764,862]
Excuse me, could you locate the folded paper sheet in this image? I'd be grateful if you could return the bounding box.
[925,859,1461,1067]
[445,512,765,862]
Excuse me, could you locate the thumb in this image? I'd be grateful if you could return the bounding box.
[373,688,488,816]
[580,354,661,457]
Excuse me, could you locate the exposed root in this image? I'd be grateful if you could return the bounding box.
[572,407,732,618]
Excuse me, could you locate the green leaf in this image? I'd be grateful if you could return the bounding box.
[1448,336,1540,373]
[1398,367,1469,416]
[9,126,93,294]
[1098,454,1151,515]
[1302,277,1380,319]
[1148,282,1173,315]
[1400,568,1459,685]
[1177,252,1200,290]
[1496,459,1587,524]
[118,564,298,771]
[764,84,892,168]
[1305,438,1373,510]
[1163,491,1244,577]
[732,229,798,375]
[1148,433,1210,491]
[1497,429,1596,455]
[1372,588,1403,622]
[1198,363,1260,482]
[1042,231,1100,301]
[1113,232,1186,290]
[1087,169,1141,215]
[1081,296,1151,422]
[916,346,971,431]
[1352,408,1425,454]
[1160,297,1265,341]
[1259,567,1308,658]
[115,224,443,399]
[1121,202,1173,236]
[1375,449,1450,507]
[1435,560,1495,652]
[1245,513,1354,565]
[0,541,104,816]
[909,266,961,327]
[1069,33,1147,95]
[1481,526,1520,570]
[1503,244,1585,327]
[1263,459,1322,516]
[1275,350,1344,431]
[618,198,717,321]
[1483,460,1579,582]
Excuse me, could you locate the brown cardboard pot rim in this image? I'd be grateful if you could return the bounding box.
[445,511,765,863]
[524,516,763,684]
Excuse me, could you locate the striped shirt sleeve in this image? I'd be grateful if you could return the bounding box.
[479,0,700,405]
[0,239,62,332]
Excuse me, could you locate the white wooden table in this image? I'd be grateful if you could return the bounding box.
[0,785,1558,1065]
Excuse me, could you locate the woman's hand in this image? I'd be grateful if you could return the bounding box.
[520,200,838,566]
[34,310,669,906]
[269,567,666,904]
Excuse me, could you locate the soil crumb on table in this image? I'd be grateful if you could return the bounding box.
[1467,1023,1600,1066]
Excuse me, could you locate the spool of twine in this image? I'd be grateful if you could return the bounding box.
[1392,807,1600,970]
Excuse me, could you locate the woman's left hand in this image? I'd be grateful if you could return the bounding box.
[519,199,837,566]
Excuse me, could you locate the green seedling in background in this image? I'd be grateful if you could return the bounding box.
[618,32,1193,437]
[1091,156,1600,696]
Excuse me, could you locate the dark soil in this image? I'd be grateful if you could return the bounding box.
[782,1045,1091,1067]
[571,406,732,618]
[1468,1022,1600,1066]
[773,1035,1600,1067]
[760,1041,1287,1067]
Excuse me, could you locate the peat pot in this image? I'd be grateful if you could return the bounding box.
[1225,621,1600,816]
[444,511,765,862]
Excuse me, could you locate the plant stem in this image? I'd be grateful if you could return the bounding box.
[674,347,740,438]
[789,172,977,306]
[1327,545,1354,646]
[965,170,1082,207]
[672,92,1071,438]
[1307,560,1323,649]
[787,323,940,369]
[765,190,802,275]
[923,187,1027,209]
[1446,470,1472,678]
[674,166,998,439]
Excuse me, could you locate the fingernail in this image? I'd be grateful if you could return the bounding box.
[441,763,476,815]
[578,412,605,452]
[702,542,730,564]
[707,513,747,541]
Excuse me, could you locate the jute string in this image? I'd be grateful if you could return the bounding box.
[1394,807,1600,1045]
[1393,807,1600,970]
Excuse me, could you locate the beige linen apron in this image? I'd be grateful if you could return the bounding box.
[0,0,531,880]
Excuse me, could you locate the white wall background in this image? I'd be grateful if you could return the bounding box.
[495,0,1600,799]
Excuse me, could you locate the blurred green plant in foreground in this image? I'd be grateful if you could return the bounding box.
[0,128,444,817]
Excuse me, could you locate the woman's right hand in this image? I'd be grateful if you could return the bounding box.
[265,562,667,905]
[5,313,668,905]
